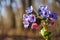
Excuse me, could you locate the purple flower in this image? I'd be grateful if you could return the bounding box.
[23,20,29,28]
[23,14,30,28]
[42,10,51,18]
[29,14,36,22]
[38,10,51,18]
[23,14,36,28]
[26,6,33,13]
[38,5,51,18]
[23,14,29,21]
[50,12,57,20]
[38,9,42,15]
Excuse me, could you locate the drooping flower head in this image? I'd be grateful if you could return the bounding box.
[26,6,33,14]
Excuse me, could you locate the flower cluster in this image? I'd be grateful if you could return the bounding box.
[23,5,58,40]
[23,5,57,30]
[23,6,36,29]
[38,5,51,18]
[38,5,57,25]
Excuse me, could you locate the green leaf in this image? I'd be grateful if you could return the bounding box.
[44,31,51,37]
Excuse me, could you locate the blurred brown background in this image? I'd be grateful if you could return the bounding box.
[0,0,60,40]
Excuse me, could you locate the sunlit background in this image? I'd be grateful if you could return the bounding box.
[0,0,60,40]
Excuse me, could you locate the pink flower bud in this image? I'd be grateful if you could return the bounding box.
[31,23,38,29]
[49,20,54,25]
